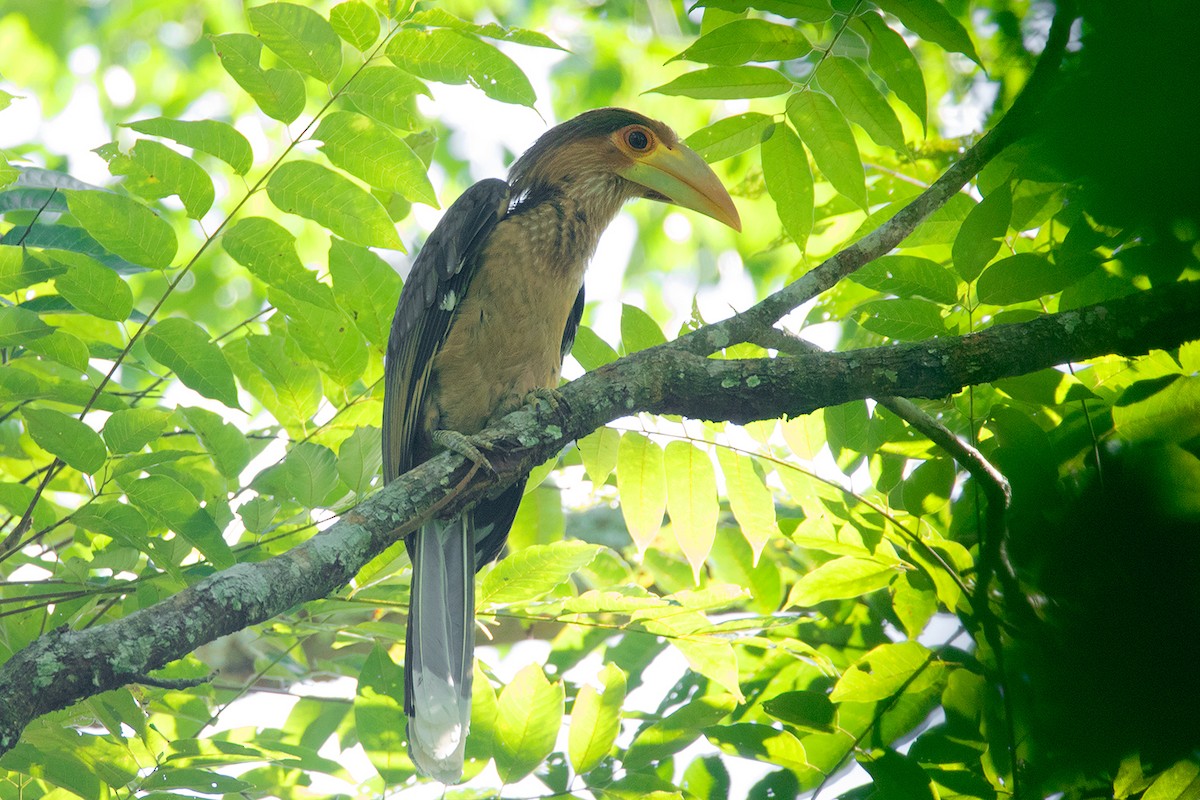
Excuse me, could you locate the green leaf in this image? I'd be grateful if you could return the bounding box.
[620,303,667,354]
[494,663,564,784]
[53,252,133,320]
[387,29,535,107]
[337,425,381,496]
[854,11,928,129]
[103,408,172,454]
[831,640,936,702]
[1113,376,1200,443]
[225,334,322,428]
[247,3,342,83]
[236,497,277,535]
[577,426,620,486]
[267,161,403,249]
[977,252,1096,305]
[0,246,65,293]
[210,33,306,123]
[275,291,368,386]
[664,441,719,583]
[761,123,813,248]
[816,56,907,153]
[693,0,834,22]
[672,19,811,65]
[180,406,251,480]
[65,189,176,269]
[571,325,618,371]
[144,318,240,409]
[23,406,106,474]
[223,216,338,310]
[117,139,214,219]
[73,501,150,546]
[1144,760,1200,800]
[0,306,53,346]
[714,448,778,562]
[121,117,253,175]
[480,540,603,606]
[873,0,980,63]
[857,298,946,340]
[706,723,815,776]
[26,330,89,373]
[409,9,566,51]
[761,690,836,732]
[125,474,235,568]
[341,66,428,130]
[849,255,959,305]
[787,91,867,210]
[685,113,773,162]
[283,442,340,508]
[328,238,402,346]
[355,644,414,783]
[953,184,1012,281]
[787,555,902,607]
[625,693,736,769]
[313,111,436,205]
[861,748,937,799]
[648,66,792,99]
[569,663,626,775]
[617,432,666,552]
[330,1,379,51]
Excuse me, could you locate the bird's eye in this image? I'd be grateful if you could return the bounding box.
[626,128,651,151]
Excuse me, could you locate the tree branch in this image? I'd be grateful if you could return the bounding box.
[1,279,1196,755]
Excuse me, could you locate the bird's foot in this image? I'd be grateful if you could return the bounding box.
[432,429,495,474]
[523,386,567,414]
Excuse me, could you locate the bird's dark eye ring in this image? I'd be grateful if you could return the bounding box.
[626,128,651,151]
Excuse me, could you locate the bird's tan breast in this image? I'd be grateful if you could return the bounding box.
[428,210,589,437]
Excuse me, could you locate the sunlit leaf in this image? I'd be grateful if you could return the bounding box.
[341,66,429,130]
[23,406,106,474]
[494,664,564,783]
[664,441,718,582]
[65,189,176,269]
[857,298,946,340]
[787,555,903,607]
[691,0,833,23]
[337,425,382,496]
[854,11,928,128]
[648,66,792,99]
[617,432,666,552]
[387,29,535,107]
[210,33,306,123]
[577,426,620,486]
[568,663,625,775]
[480,540,603,606]
[53,252,133,320]
[0,306,52,346]
[313,111,437,205]
[330,1,379,51]
[25,330,89,373]
[121,117,253,175]
[831,641,938,702]
[248,2,342,83]
[849,255,959,305]
[180,406,251,480]
[223,216,338,310]
[625,693,736,769]
[620,303,667,354]
[685,113,773,162]
[282,442,340,508]
[714,448,778,562]
[125,474,234,567]
[787,90,867,209]
[409,8,566,50]
[672,19,811,65]
[706,723,816,777]
[144,318,240,409]
[816,56,907,153]
[103,408,172,454]
[118,139,214,219]
[267,161,403,249]
[873,0,980,63]
[977,252,1096,305]
[571,325,618,371]
[761,122,813,248]
[355,644,415,783]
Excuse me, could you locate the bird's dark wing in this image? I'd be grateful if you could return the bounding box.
[383,178,510,483]
[560,285,585,361]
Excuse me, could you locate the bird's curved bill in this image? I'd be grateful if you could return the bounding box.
[621,144,742,231]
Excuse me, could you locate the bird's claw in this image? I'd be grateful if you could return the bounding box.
[432,429,496,474]
[524,386,566,414]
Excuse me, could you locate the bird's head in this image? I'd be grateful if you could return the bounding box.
[508,108,741,231]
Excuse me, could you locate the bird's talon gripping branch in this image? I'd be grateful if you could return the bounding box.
[524,386,565,414]
[382,108,739,784]
[430,429,495,474]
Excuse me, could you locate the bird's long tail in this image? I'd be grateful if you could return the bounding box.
[405,515,474,784]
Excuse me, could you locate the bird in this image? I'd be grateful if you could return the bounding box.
[382,107,740,783]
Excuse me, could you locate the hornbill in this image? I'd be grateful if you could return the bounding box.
[382,108,740,783]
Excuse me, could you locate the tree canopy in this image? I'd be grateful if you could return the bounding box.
[0,0,1198,798]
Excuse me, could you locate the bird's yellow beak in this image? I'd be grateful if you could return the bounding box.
[620,144,742,231]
